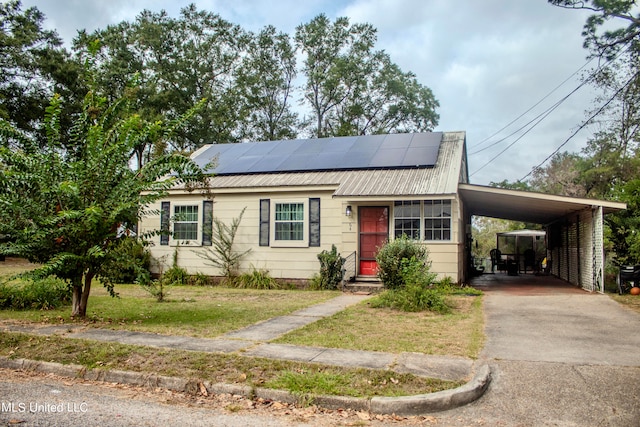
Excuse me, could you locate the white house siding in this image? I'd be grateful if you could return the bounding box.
[141,192,465,283]
[141,188,344,280]
[335,195,463,283]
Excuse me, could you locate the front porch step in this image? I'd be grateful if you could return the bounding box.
[342,277,384,294]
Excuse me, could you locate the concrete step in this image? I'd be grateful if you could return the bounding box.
[343,278,384,293]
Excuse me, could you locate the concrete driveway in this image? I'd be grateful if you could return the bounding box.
[433,273,640,426]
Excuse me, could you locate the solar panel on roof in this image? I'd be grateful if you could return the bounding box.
[199,132,443,175]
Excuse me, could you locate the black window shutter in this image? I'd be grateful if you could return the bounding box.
[160,201,170,245]
[309,198,320,247]
[202,200,213,246]
[259,199,270,246]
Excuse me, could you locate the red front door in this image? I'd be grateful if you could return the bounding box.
[359,207,389,276]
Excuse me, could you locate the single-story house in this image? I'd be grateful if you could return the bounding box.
[139,131,626,291]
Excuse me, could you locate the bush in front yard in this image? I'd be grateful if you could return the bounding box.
[371,256,450,313]
[99,237,151,285]
[0,276,70,310]
[376,235,429,289]
[310,245,345,290]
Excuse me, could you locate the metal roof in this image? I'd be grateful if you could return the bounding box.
[194,131,467,197]
[194,132,443,174]
[459,183,626,225]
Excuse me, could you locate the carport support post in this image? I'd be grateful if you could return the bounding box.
[577,214,581,289]
[592,206,604,293]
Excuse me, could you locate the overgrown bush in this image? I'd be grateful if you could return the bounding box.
[371,256,450,313]
[311,245,344,290]
[99,237,151,285]
[187,272,212,286]
[376,235,429,289]
[371,282,450,313]
[163,265,189,286]
[233,267,282,289]
[0,276,70,310]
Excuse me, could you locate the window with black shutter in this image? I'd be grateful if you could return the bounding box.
[160,201,170,245]
[309,198,320,247]
[259,199,270,246]
[202,200,213,246]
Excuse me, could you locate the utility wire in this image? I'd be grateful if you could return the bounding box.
[469,45,631,176]
[469,79,589,156]
[519,69,640,182]
[470,95,567,177]
[470,57,595,151]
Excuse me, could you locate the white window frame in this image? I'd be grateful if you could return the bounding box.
[391,199,453,242]
[171,204,200,245]
[393,200,421,240]
[270,199,308,248]
[423,199,452,241]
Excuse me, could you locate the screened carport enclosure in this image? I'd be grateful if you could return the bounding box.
[496,230,546,274]
[459,184,626,293]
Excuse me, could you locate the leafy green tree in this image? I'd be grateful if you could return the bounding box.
[75,4,249,156]
[295,14,439,138]
[549,0,640,60]
[528,151,587,197]
[607,179,640,264]
[0,81,210,317]
[236,25,299,141]
[295,14,374,138]
[0,0,85,141]
[332,51,439,135]
[550,0,640,266]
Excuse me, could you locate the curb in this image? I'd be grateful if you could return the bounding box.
[0,356,491,415]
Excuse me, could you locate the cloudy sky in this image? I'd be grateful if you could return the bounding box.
[23,0,599,185]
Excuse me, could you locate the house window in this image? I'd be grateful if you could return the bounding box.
[174,205,199,241]
[275,202,304,241]
[394,201,421,239]
[424,200,451,241]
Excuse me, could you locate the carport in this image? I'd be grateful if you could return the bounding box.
[458,183,627,292]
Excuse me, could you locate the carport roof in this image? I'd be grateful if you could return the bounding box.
[459,183,626,225]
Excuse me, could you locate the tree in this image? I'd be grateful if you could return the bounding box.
[75,4,250,156]
[0,75,210,317]
[0,0,85,142]
[528,151,587,197]
[295,15,374,138]
[550,0,640,265]
[295,14,439,138]
[331,51,439,135]
[236,26,299,141]
[549,0,640,59]
[198,207,251,282]
[607,178,640,264]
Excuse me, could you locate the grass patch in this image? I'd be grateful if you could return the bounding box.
[0,332,461,398]
[0,283,339,338]
[274,295,485,358]
[610,294,640,314]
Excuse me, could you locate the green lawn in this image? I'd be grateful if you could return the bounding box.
[0,259,479,398]
[0,283,340,338]
[274,295,485,358]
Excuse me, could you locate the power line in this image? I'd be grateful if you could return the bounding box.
[470,96,566,177]
[519,69,640,182]
[470,57,595,152]
[469,79,589,157]
[469,44,631,166]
